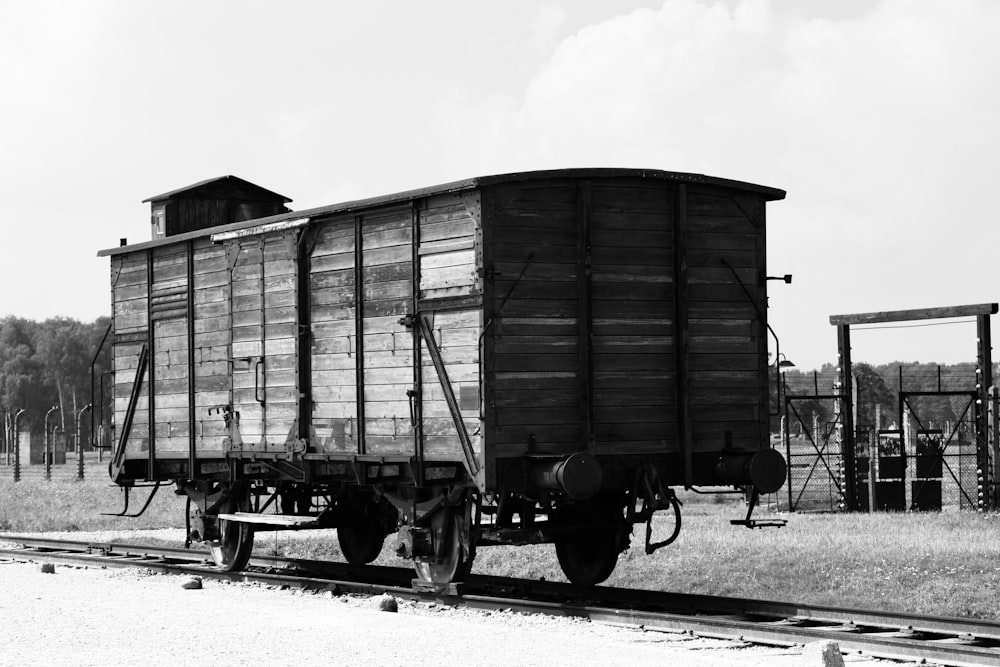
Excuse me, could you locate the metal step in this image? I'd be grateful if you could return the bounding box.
[216,512,320,528]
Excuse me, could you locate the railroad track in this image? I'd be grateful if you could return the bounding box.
[1,534,998,666]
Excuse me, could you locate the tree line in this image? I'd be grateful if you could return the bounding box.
[0,316,112,438]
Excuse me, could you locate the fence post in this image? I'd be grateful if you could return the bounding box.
[13,408,24,483]
[77,404,92,481]
[990,386,998,511]
[44,406,58,482]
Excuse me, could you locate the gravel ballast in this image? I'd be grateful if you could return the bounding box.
[0,532,914,666]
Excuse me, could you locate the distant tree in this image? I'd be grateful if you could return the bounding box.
[0,317,49,428]
[0,315,111,436]
[853,362,896,428]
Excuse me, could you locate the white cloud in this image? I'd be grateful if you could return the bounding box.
[430,0,1000,368]
[529,4,568,49]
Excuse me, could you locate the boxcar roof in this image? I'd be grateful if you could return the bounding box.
[99,168,786,257]
[142,174,292,204]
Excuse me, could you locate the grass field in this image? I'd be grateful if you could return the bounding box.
[2,478,999,619]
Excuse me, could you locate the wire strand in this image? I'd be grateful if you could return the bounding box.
[851,318,976,332]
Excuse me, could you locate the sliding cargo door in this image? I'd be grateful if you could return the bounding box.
[309,218,359,452]
[148,246,192,459]
[359,209,414,454]
[417,194,483,471]
[308,210,415,456]
[228,233,299,452]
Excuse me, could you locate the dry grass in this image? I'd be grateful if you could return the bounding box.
[0,478,180,532]
[3,479,999,618]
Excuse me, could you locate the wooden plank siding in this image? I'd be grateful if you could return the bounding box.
[107,169,779,489]
[487,179,680,459]
[309,217,358,453]
[361,209,414,455]
[683,190,767,452]
[228,233,300,451]
[417,194,483,463]
[149,247,190,457]
[111,252,151,461]
[488,180,584,457]
[191,240,232,452]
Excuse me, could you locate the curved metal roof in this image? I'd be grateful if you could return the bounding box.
[99,168,785,257]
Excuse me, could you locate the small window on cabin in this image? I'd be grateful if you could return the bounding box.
[151,205,166,239]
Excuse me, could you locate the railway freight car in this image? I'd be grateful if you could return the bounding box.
[97,169,787,586]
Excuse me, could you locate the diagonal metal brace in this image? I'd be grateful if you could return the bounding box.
[414,313,480,479]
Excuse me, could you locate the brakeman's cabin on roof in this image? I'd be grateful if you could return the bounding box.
[144,175,291,240]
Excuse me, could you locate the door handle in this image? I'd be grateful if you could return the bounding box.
[255,358,265,405]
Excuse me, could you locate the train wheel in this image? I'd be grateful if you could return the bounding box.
[554,496,624,586]
[208,486,255,572]
[413,511,474,585]
[555,537,618,586]
[337,497,387,565]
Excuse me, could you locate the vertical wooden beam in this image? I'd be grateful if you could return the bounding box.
[481,187,498,489]
[296,227,316,444]
[225,242,239,451]
[410,203,424,486]
[672,185,693,486]
[977,314,994,508]
[838,324,857,510]
[146,249,156,478]
[755,196,770,451]
[257,237,267,447]
[354,214,366,455]
[186,240,196,478]
[576,181,594,452]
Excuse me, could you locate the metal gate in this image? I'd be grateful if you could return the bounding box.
[893,391,982,511]
[783,395,845,511]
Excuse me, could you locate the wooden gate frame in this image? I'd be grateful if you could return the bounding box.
[829,303,997,511]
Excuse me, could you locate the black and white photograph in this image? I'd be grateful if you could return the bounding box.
[1,1,998,665]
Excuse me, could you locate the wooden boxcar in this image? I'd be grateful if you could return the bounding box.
[98,168,787,585]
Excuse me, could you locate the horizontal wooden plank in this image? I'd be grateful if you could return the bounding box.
[589,210,673,232]
[687,353,761,372]
[595,406,672,424]
[493,353,578,373]
[311,304,357,322]
[686,303,758,320]
[363,299,409,318]
[495,317,577,337]
[594,422,677,441]
[419,238,475,255]
[493,371,577,391]
[687,336,757,354]
[591,228,671,249]
[363,247,410,267]
[493,243,577,264]
[311,253,354,272]
[362,225,412,250]
[685,231,756,252]
[494,298,576,318]
[685,248,757,269]
[591,184,670,213]
[494,336,577,355]
[688,318,753,337]
[311,270,354,290]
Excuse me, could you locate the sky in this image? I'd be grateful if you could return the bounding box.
[1,0,998,371]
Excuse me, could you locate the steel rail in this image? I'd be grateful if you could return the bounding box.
[1,534,998,666]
